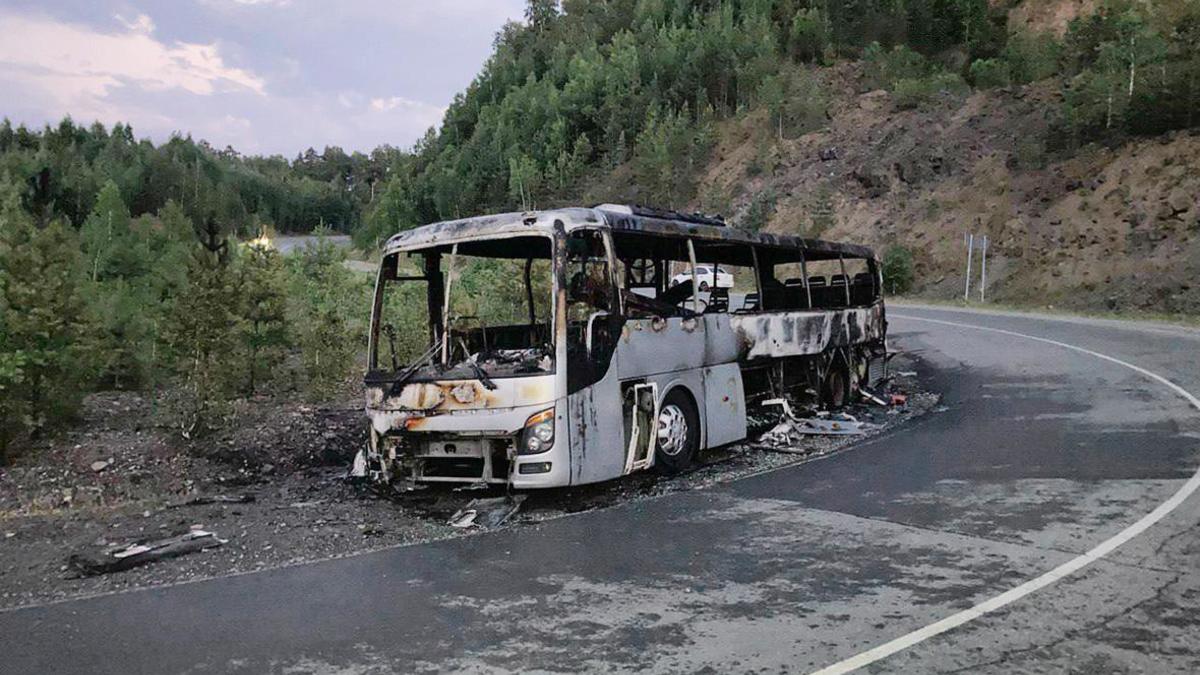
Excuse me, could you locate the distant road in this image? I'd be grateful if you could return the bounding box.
[270,234,351,254]
[268,234,375,273]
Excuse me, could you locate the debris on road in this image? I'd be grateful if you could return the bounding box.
[90,459,113,473]
[757,396,880,450]
[167,494,256,509]
[448,495,527,529]
[859,388,889,406]
[759,414,875,448]
[67,530,225,577]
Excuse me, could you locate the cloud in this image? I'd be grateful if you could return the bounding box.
[367,96,444,117]
[115,13,155,34]
[199,0,293,8]
[0,2,518,155]
[0,10,265,123]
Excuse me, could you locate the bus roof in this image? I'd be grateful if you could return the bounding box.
[383,204,876,260]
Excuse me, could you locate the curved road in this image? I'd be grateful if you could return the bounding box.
[4,306,1199,674]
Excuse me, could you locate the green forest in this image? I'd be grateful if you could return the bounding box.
[3,0,1200,459]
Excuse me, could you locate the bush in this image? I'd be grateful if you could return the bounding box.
[881,246,915,295]
[781,69,829,137]
[740,189,777,232]
[1002,29,1061,84]
[286,236,370,400]
[969,58,1012,88]
[789,7,829,63]
[807,187,836,237]
[634,104,713,209]
[864,43,929,90]
[893,72,969,109]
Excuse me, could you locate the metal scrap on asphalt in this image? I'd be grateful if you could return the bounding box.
[755,397,879,451]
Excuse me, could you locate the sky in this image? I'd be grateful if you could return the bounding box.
[0,0,526,156]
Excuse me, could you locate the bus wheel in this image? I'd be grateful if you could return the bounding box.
[655,390,699,474]
[822,362,849,409]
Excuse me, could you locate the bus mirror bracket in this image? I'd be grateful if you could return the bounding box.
[585,310,610,356]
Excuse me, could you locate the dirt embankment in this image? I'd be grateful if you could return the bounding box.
[0,392,436,609]
[696,68,1200,314]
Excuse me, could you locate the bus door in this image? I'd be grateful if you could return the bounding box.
[563,229,626,484]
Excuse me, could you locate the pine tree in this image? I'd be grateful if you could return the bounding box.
[0,182,92,461]
[287,236,362,400]
[79,180,132,282]
[164,218,238,437]
[354,178,418,251]
[235,244,290,395]
[79,182,170,388]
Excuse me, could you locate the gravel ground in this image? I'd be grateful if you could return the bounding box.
[0,354,936,611]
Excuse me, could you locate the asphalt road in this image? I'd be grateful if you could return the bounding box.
[4,305,1199,674]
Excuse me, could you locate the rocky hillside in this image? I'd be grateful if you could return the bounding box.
[691,64,1200,314]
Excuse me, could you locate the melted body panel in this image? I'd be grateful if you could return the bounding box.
[367,374,555,416]
[730,305,885,360]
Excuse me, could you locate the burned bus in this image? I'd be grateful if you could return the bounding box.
[356,204,888,489]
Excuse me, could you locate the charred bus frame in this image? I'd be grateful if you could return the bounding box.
[358,204,888,489]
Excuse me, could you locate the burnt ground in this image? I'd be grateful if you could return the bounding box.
[0,354,936,611]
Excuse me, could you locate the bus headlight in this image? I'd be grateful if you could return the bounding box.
[520,408,555,455]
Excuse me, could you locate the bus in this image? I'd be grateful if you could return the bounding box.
[355,204,888,489]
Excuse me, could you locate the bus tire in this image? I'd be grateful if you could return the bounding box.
[822,360,850,409]
[654,389,699,474]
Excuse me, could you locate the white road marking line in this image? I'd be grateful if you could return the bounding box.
[810,313,1200,675]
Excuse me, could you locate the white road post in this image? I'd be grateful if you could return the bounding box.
[964,233,974,302]
[979,235,988,303]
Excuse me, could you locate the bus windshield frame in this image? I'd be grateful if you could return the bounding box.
[367,232,557,384]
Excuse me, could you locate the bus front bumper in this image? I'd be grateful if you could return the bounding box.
[357,401,570,489]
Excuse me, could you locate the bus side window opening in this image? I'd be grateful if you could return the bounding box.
[692,240,758,314]
[612,232,698,319]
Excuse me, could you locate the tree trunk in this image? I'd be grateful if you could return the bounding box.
[1106,80,1115,129]
[1128,36,1136,98]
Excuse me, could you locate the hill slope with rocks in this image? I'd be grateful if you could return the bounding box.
[692,67,1200,313]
